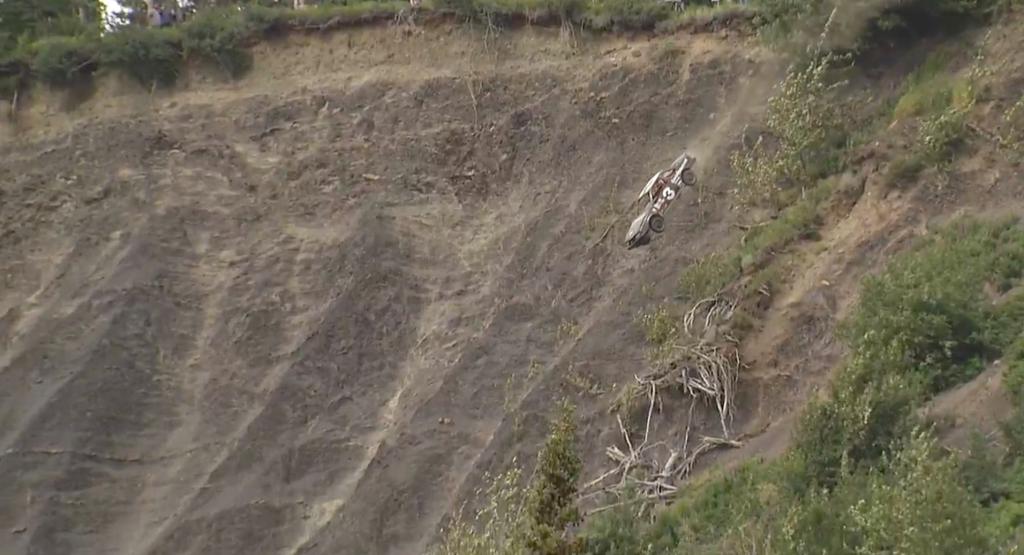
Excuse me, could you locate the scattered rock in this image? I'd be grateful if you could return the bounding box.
[11,527,26,535]
[438,417,452,425]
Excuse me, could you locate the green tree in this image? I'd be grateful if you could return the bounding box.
[523,400,583,555]
[1,0,103,57]
[785,431,992,554]
[730,52,847,205]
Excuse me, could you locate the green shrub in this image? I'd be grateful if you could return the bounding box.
[982,291,1024,352]
[678,252,742,302]
[579,489,649,555]
[845,432,989,554]
[892,49,956,120]
[961,432,1011,505]
[1003,407,1024,460]
[885,153,926,186]
[437,467,529,555]
[523,401,583,554]
[240,5,292,32]
[438,402,582,555]
[785,431,992,554]
[731,52,848,205]
[840,218,1024,393]
[99,27,183,87]
[582,0,672,31]
[1005,336,1024,403]
[285,1,406,24]
[743,179,832,254]
[755,0,1007,49]
[645,460,790,552]
[181,9,254,78]
[677,178,833,302]
[31,36,97,86]
[638,305,679,347]
[793,218,1024,486]
[793,371,923,487]
[919,101,972,165]
[0,73,21,99]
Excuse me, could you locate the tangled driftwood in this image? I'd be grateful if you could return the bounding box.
[583,295,746,511]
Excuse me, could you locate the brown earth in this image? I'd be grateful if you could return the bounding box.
[0,25,782,555]
[1,15,1023,555]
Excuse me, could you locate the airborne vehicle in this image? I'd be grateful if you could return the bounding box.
[624,153,697,249]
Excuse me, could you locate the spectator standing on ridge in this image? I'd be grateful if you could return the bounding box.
[148,5,162,27]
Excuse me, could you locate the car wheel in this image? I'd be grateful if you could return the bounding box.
[649,213,666,234]
[681,168,697,187]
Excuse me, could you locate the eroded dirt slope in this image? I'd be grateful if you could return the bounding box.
[0,26,778,555]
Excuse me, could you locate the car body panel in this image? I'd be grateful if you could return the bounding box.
[624,153,696,249]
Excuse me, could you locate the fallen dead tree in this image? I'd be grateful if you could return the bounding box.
[582,294,746,510]
[582,343,744,510]
[683,294,738,337]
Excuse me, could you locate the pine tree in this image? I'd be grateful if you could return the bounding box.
[523,400,583,555]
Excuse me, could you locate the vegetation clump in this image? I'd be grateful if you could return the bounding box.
[462,217,1024,554]
[438,401,582,555]
[731,52,848,206]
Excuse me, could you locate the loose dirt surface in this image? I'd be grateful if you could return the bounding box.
[2,17,1023,555]
[0,25,780,555]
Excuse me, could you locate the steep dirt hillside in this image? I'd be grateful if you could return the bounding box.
[0,25,780,555]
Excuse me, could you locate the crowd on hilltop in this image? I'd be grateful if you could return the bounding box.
[664,0,749,10]
[147,3,196,28]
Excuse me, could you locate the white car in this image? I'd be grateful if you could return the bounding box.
[624,153,697,249]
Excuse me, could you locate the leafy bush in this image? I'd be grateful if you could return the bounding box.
[754,0,1008,49]
[31,36,98,86]
[981,291,1024,351]
[582,0,672,31]
[579,489,649,555]
[794,217,1024,486]
[961,432,1012,505]
[438,402,581,555]
[1003,407,1024,460]
[240,5,292,33]
[1005,336,1024,403]
[522,401,583,554]
[841,218,1024,392]
[919,101,972,165]
[742,178,832,252]
[644,460,791,552]
[284,1,406,25]
[181,9,254,78]
[638,305,679,348]
[884,152,926,186]
[438,467,529,555]
[731,53,847,205]
[677,178,833,301]
[678,252,742,302]
[793,371,922,487]
[99,27,183,87]
[892,49,956,120]
[785,431,992,554]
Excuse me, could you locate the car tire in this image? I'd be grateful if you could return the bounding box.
[681,168,697,187]
[649,214,666,234]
